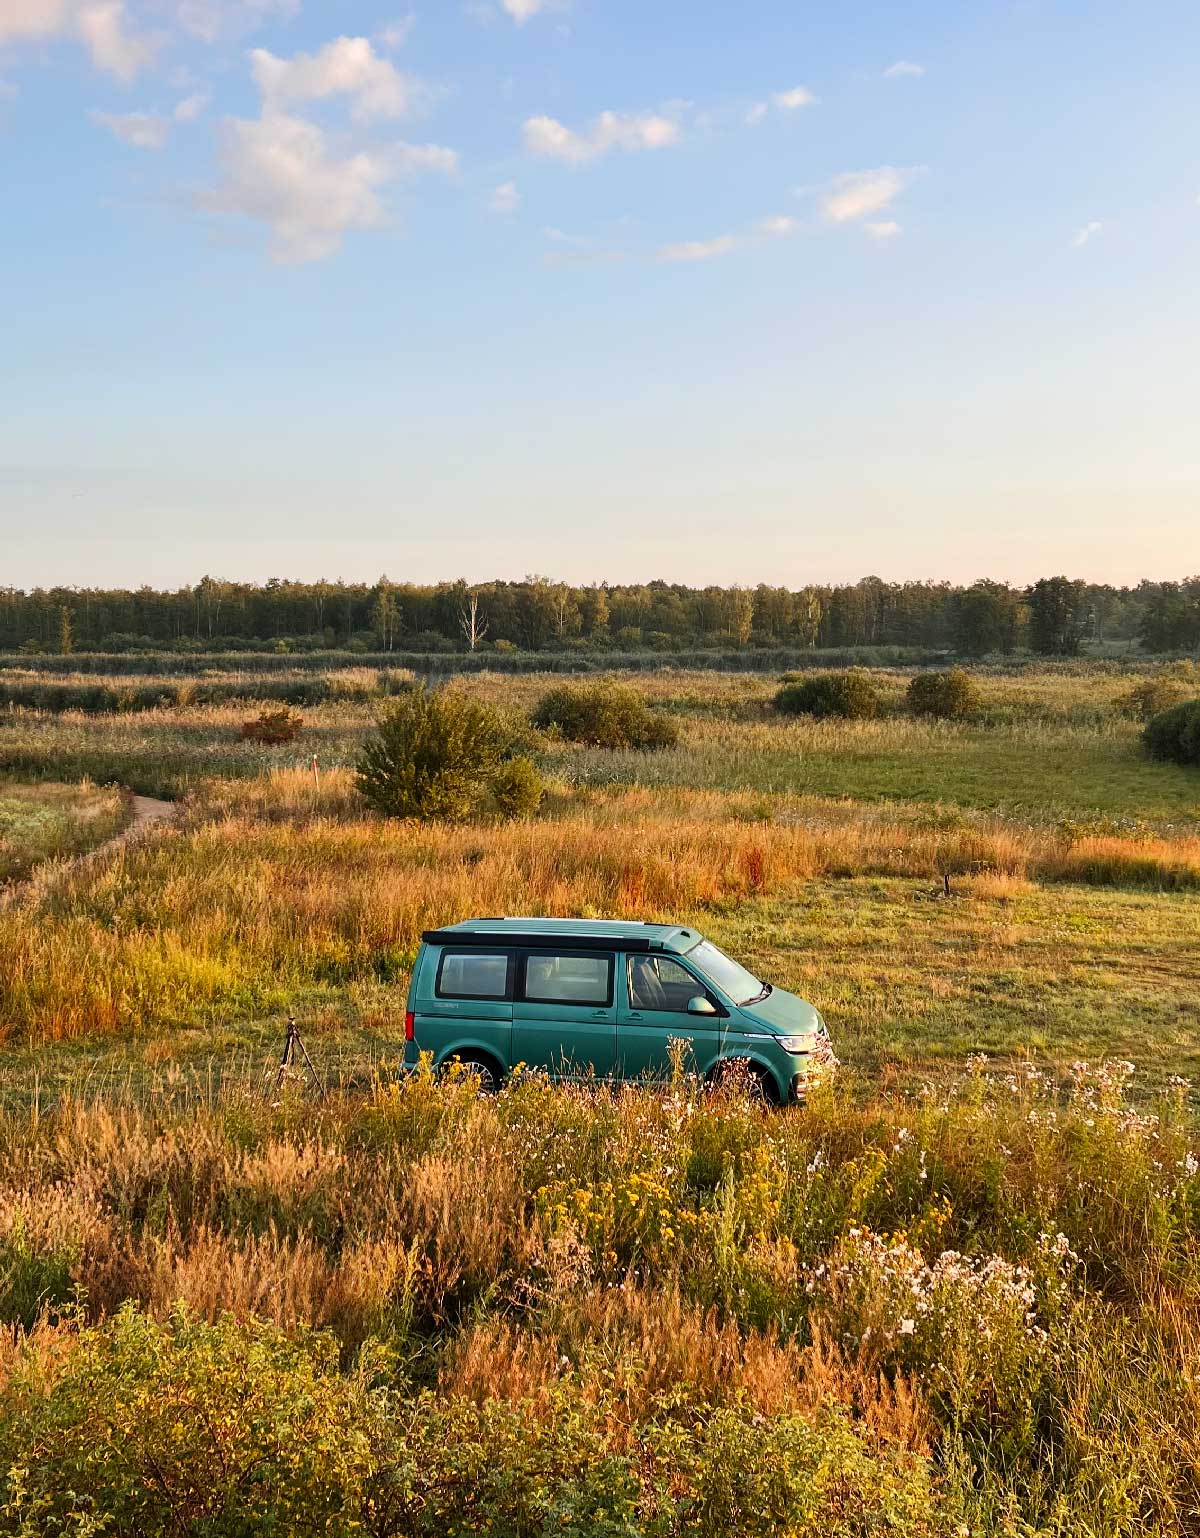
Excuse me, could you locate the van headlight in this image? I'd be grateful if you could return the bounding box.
[775,1035,815,1055]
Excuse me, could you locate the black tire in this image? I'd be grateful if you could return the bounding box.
[439,1052,503,1095]
[709,1057,781,1107]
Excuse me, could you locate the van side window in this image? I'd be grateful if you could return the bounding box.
[523,952,613,1007]
[437,950,511,1000]
[628,955,703,1012]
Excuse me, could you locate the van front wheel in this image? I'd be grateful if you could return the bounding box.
[440,1053,503,1096]
[709,1058,781,1107]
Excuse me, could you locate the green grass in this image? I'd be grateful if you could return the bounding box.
[709,880,1200,1085]
[2,870,1196,1106]
[3,667,1198,817]
[0,779,127,885]
[550,717,1200,822]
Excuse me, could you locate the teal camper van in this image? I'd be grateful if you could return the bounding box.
[404,917,833,1103]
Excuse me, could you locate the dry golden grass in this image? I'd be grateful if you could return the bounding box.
[1,770,1197,1046]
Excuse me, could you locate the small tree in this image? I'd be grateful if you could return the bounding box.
[458,588,489,651]
[488,756,545,818]
[774,672,879,720]
[1117,676,1187,721]
[241,709,303,745]
[1143,700,1200,767]
[370,579,401,653]
[356,686,520,821]
[56,606,74,656]
[906,669,982,720]
[531,681,678,749]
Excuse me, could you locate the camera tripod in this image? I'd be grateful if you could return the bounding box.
[273,1014,327,1100]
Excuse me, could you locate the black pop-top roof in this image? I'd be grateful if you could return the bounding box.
[420,917,700,954]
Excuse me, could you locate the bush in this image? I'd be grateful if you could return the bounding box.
[1143,699,1200,766]
[774,671,879,720]
[532,680,679,750]
[1118,676,1188,721]
[0,1308,941,1538]
[356,686,518,821]
[240,708,304,745]
[0,1307,379,1533]
[906,668,982,720]
[488,755,545,819]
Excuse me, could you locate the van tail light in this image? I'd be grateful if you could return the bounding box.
[405,1011,415,1042]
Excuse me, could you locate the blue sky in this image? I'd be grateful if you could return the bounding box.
[1,0,1197,588]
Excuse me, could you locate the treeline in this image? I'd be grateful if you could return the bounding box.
[2,574,1198,657]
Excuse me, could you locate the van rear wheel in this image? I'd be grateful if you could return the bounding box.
[440,1052,503,1096]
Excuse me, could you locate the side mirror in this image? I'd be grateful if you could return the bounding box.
[687,995,717,1017]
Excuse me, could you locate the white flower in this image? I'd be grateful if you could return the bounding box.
[899,1317,916,1335]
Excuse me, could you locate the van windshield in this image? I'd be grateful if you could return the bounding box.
[689,941,766,1006]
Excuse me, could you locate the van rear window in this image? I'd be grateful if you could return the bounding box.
[436,950,511,1000]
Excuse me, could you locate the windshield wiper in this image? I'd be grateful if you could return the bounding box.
[742,983,773,1005]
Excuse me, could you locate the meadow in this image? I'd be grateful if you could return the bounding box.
[0,659,1198,1534]
[0,779,127,888]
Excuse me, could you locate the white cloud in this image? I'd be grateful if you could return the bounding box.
[174,0,298,44]
[377,14,415,49]
[773,86,815,110]
[822,165,921,224]
[865,220,901,240]
[76,0,155,80]
[200,112,392,262]
[394,141,458,175]
[746,88,817,125]
[488,179,521,214]
[0,0,154,80]
[251,37,423,121]
[0,0,70,45]
[1071,220,1103,248]
[883,60,925,78]
[523,108,681,164]
[174,91,209,121]
[659,233,741,263]
[502,0,567,23]
[659,214,798,263]
[199,110,455,263]
[93,107,169,146]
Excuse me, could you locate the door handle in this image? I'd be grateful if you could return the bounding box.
[628,1012,643,1021]
[590,1009,609,1018]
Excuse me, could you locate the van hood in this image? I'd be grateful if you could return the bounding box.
[734,986,824,1037]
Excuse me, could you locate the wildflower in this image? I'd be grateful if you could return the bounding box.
[899,1317,916,1336]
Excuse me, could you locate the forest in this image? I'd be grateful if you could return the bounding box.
[2,573,1198,657]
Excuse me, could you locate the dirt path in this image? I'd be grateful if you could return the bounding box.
[0,792,178,911]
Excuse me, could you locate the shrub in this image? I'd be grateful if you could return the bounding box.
[1118,676,1188,721]
[488,756,545,819]
[531,680,678,750]
[240,708,304,745]
[1143,699,1200,766]
[906,668,982,720]
[774,671,879,720]
[356,686,518,821]
[0,1307,379,1533]
[0,1309,942,1538]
